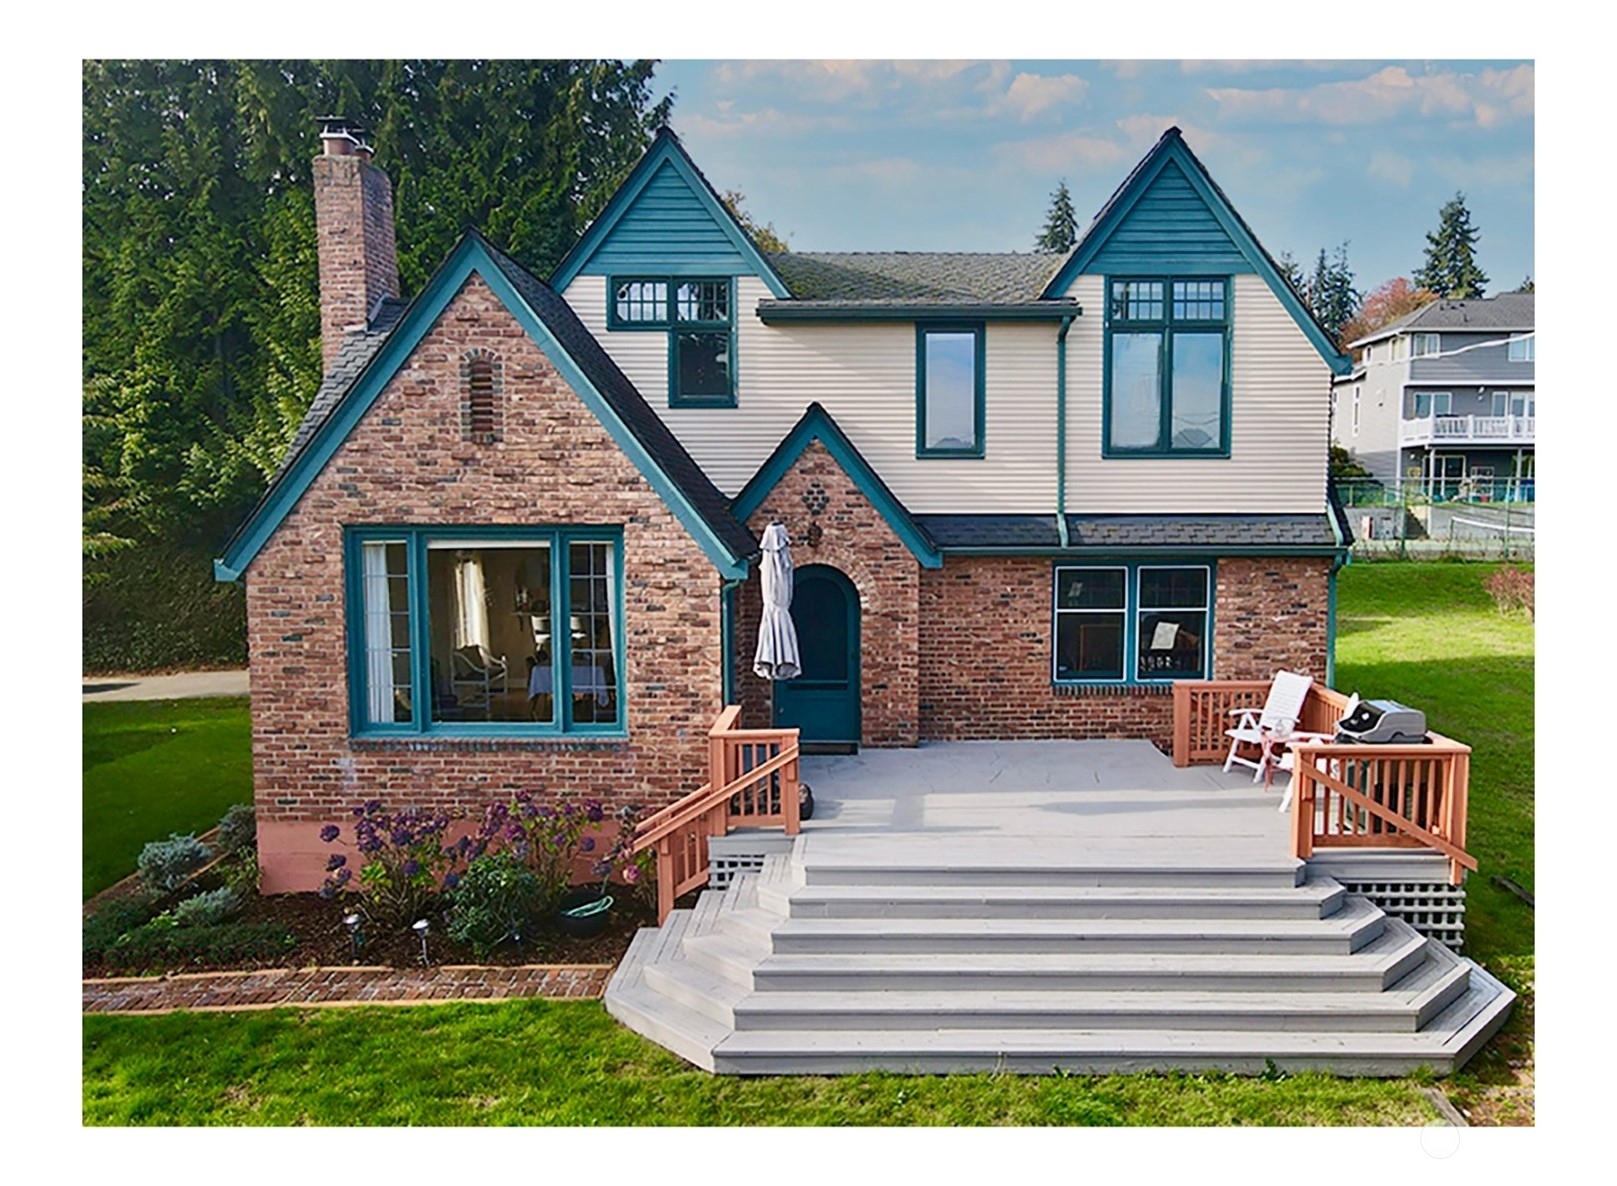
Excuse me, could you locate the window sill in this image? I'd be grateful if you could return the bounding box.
[1100,449,1231,461]
[669,397,737,409]
[350,734,629,752]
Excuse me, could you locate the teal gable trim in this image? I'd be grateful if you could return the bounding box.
[1042,129,1352,376]
[551,129,790,297]
[733,403,943,569]
[215,234,749,583]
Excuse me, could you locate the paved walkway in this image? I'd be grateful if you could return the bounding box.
[83,669,249,701]
[83,963,613,1015]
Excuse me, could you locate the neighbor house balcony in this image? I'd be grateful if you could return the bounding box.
[1400,413,1535,447]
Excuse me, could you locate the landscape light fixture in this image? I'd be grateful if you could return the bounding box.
[343,912,364,960]
[413,918,431,965]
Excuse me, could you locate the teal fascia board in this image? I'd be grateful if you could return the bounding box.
[216,235,749,583]
[733,405,943,569]
[757,303,1080,324]
[1042,134,1352,376]
[942,544,1347,560]
[550,132,791,298]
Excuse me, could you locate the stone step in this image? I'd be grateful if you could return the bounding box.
[602,913,726,1072]
[758,878,1347,921]
[737,918,1432,993]
[718,895,1386,956]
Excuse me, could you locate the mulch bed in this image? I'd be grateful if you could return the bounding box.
[83,881,658,980]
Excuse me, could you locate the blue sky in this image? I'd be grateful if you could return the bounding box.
[651,60,1534,296]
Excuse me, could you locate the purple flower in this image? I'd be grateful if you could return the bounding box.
[358,835,382,855]
[580,836,596,853]
[401,859,421,877]
[623,865,642,884]
[591,859,611,879]
[363,800,382,815]
[326,853,347,872]
[318,883,335,899]
[320,824,341,843]
[504,822,526,842]
[334,867,352,886]
[586,801,605,823]
[443,872,461,890]
[352,804,367,818]
[391,826,414,846]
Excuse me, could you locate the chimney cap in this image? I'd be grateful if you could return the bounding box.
[318,116,372,156]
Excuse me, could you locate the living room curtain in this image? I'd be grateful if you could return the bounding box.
[361,541,395,722]
[454,554,489,650]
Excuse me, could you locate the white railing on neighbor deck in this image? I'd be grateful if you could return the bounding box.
[1400,414,1535,445]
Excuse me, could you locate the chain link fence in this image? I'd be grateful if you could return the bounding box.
[1334,479,1535,562]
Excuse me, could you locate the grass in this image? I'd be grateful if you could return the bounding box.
[81,1000,1437,1126]
[81,561,1531,1125]
[82,697,253,900]
[1333,560,1534,963]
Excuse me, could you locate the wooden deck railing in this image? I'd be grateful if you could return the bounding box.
[1172,680,1475,884]
[632,706,801,923]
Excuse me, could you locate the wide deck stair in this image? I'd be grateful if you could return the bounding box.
[606,835,1514,1076]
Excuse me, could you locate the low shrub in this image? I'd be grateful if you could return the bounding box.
[138,833,213,893]
[1485,565,1534,619]
[99,921,297,971]
[462,791,646,917]
[168,887,244,928]
[215,804,256,854]
[83,892,164,958]
[446,851,546,958]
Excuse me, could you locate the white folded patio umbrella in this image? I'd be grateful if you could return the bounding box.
[753,522,801,680]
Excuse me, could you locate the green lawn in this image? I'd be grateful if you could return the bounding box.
[81,1000,1438,1126]
[82,697,253,899]
[82,562,1531,1125]
[1333,560,1534,964]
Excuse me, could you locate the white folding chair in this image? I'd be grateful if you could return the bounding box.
[1223,670,1314,784]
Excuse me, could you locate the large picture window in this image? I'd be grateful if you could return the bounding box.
[349,528,622,735]
[1105,278,1230,456]
[608,276,735,407]
[1054,563,1211,684]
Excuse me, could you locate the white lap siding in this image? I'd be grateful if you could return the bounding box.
[564,275,1059,513]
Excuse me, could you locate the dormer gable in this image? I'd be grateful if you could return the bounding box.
[1043,128,1351,375]
[551,126,791,295]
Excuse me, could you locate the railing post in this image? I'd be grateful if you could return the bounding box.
[655,837,675,925]
[783,733,801,836]
[1292,766,1315,860]
[1172,683,1191,767]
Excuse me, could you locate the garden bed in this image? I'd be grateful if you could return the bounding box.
[83,880,656,979]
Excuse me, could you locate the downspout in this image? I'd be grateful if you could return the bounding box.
[1056,313,1075,548]
[1325,489,1347,690]
[720,576,745,707]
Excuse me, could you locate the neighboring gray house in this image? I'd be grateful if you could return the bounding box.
[1331,293,1534,502]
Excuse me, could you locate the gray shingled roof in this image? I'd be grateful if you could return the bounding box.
[273,297,409,482]
[915,513,1340,550]
[766,251,1065,304]
[1351,292,1535,347]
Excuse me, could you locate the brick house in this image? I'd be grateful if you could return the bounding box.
[217,120,1353,892]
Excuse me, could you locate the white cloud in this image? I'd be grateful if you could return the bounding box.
[1367,150,1417,188]
[1427,152,1536,190]
[1204,63,1535,128]
[992,132,1130,172]
[985,72,1090,122]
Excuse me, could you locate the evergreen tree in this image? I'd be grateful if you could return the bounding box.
[1275,250,1305,297]
[721,189,789,253]
[1034,180,1077,253]
[1513,276,1535,293]
[1301,242,1359,348]
[1414,192,1489,298]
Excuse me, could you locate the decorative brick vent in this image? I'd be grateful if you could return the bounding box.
[460,349,503,443]
[1341,881,1467,951]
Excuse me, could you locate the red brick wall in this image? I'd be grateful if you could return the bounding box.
[314,153,400,370]
[918,555,1331,746]
[247,275,723,891]
[731,440,920,746]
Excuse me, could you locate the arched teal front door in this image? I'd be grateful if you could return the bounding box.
[773,564,861,748]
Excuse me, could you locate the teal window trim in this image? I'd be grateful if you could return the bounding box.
[1102,276,1231,459]
[344,525,627,740]
[1051,560,1215,687]
[607,274,737,408]
[915,322,986,459]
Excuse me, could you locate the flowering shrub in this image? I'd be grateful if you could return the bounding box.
[463,791,647,915]
[1485,565,1534,619]
[319,801,455,927]
[138,833,213,893]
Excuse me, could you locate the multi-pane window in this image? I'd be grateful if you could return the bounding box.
[1054,564,1211,684]
[1508,335,1535,362]
[1412,391,1452,419]
[1412,333,1441,357]
[916,325,984,457]
[351,528,621,734]
[1106,278,1229,455]
[609,276,735,406]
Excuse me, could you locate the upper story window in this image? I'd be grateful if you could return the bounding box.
[1105,278,1229,457]
[1391,336,1407,362]
[916,324,985,457]
[1412,391,1452,419]
[348,528,623,737]
[1053,563,1210,684]
[1352,386,1361,436]
[608,276,735,407]
[1412,333,1441,357]
[1508,335,1534,362]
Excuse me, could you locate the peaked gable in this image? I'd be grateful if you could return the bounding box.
[732,403,942,569]
[1043,129,1351,375]
[216,232,756,583]
[551,127,790,295]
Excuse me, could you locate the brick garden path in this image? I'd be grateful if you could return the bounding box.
[83,963,613,1015]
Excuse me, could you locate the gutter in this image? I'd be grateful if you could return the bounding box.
[1056,313,1076,548]
[757,301,1081,325]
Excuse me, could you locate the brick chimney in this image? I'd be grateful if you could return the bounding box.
[313,117,400,372]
